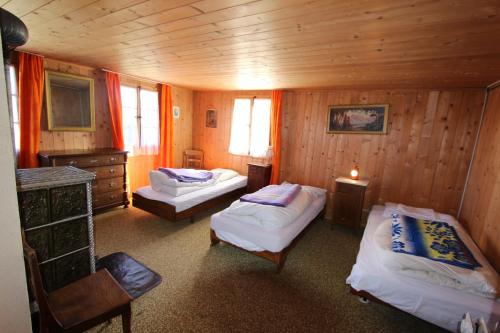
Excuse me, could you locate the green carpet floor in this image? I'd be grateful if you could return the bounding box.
[90,205,446,333]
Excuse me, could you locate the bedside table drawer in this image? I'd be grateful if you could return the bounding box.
[336,182,363,194]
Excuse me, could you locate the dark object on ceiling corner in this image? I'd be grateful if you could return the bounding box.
[0,8,28,61]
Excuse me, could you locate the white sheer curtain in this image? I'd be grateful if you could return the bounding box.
[249,99,271,157]
[228,98,271,157]
[138,89,159,155]
[229,98,251,155]
[120,85,138,155]
[120,86,159,156]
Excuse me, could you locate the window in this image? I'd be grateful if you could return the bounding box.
[120,86,159,155]
[229,98,271,157]
[7,65,20,152]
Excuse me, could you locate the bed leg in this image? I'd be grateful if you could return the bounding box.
[210,229,220,246]
[275,254,286,273]
[189,215,195,223]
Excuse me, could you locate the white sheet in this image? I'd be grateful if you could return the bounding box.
[135,175,247,212]
[346,205,500,332]
[211,190,326,252]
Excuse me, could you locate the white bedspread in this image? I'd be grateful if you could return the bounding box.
[211,187,326,252]
[219,187,314,230]
[136,175,247,212]
[149,168,238,197]
[346,205,500,332]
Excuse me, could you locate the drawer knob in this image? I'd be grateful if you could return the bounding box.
[109,182,115,187]
[109,169,115,173]
[110,195,116,199]
[69,160,76,165]
[90,159,98,163]
[110,157,116,162]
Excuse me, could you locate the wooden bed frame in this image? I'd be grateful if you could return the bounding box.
[132,186,247,222]
[210,208,326,272]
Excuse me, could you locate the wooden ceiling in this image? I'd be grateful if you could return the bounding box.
[2,0,500,90]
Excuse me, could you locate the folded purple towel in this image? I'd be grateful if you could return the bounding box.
[159,168,213,183]
[240,184,301,207]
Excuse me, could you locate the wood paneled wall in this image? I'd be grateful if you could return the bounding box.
[460,87,500,272]
[192,90,271,175]
[192,88,485,217]
[280,89,484,216]
[40,58,112,150]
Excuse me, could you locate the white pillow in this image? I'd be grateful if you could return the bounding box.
[382,202,436,220]
[211,168,238,182]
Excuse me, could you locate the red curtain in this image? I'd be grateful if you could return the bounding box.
[270,90,283,184]
[158,83,174,167]
[18,52,45,168]
[105,72,125,150]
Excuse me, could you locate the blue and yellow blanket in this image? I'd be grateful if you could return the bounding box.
[391,215,480,270]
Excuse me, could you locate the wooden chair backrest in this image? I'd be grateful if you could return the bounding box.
[183,150,204,169]
[23,241,59,330]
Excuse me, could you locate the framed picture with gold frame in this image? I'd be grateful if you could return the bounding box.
[45,70,95,131]
[327,104,389,134]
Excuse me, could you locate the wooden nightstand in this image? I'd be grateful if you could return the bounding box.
[247,163,272,193]
[332,177,369,230]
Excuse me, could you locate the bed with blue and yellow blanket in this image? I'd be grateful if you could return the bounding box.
[346,204,500,332]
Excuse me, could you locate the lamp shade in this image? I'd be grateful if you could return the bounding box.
[350,166,359,180]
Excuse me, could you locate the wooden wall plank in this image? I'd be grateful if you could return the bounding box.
[460,87,500,272]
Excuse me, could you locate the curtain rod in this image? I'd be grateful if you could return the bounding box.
[101,68,170,86]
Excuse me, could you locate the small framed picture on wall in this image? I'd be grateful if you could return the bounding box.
[173,106,181,119]
[206,109,217,128]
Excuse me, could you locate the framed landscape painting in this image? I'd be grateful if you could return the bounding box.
[327,104,389,134]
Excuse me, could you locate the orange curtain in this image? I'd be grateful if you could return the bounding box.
[158,83,174,167]
[18,52,45,168]
[105,72,125,150]
[270,90,283,184]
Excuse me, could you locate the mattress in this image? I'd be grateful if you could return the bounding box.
[210,192,326,252]
[135,175,247,213]
[346,205,500,332]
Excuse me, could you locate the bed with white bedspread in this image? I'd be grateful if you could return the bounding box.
[210,184,326,271]
[346,204,500,332]
[132,168,247,222]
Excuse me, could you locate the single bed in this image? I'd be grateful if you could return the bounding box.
[210,186,326,271]
[133,175,248,222]
[346,205,500,332]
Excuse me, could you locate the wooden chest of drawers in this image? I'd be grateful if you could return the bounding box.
[332,177,369,231]
[39,149,129,214]
[247,163,272,193]
[16,167,96,292]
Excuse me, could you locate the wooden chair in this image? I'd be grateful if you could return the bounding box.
[183,149,204,169]
[23,242,133,333]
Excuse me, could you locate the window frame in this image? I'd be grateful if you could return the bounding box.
[229,96,272,157]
